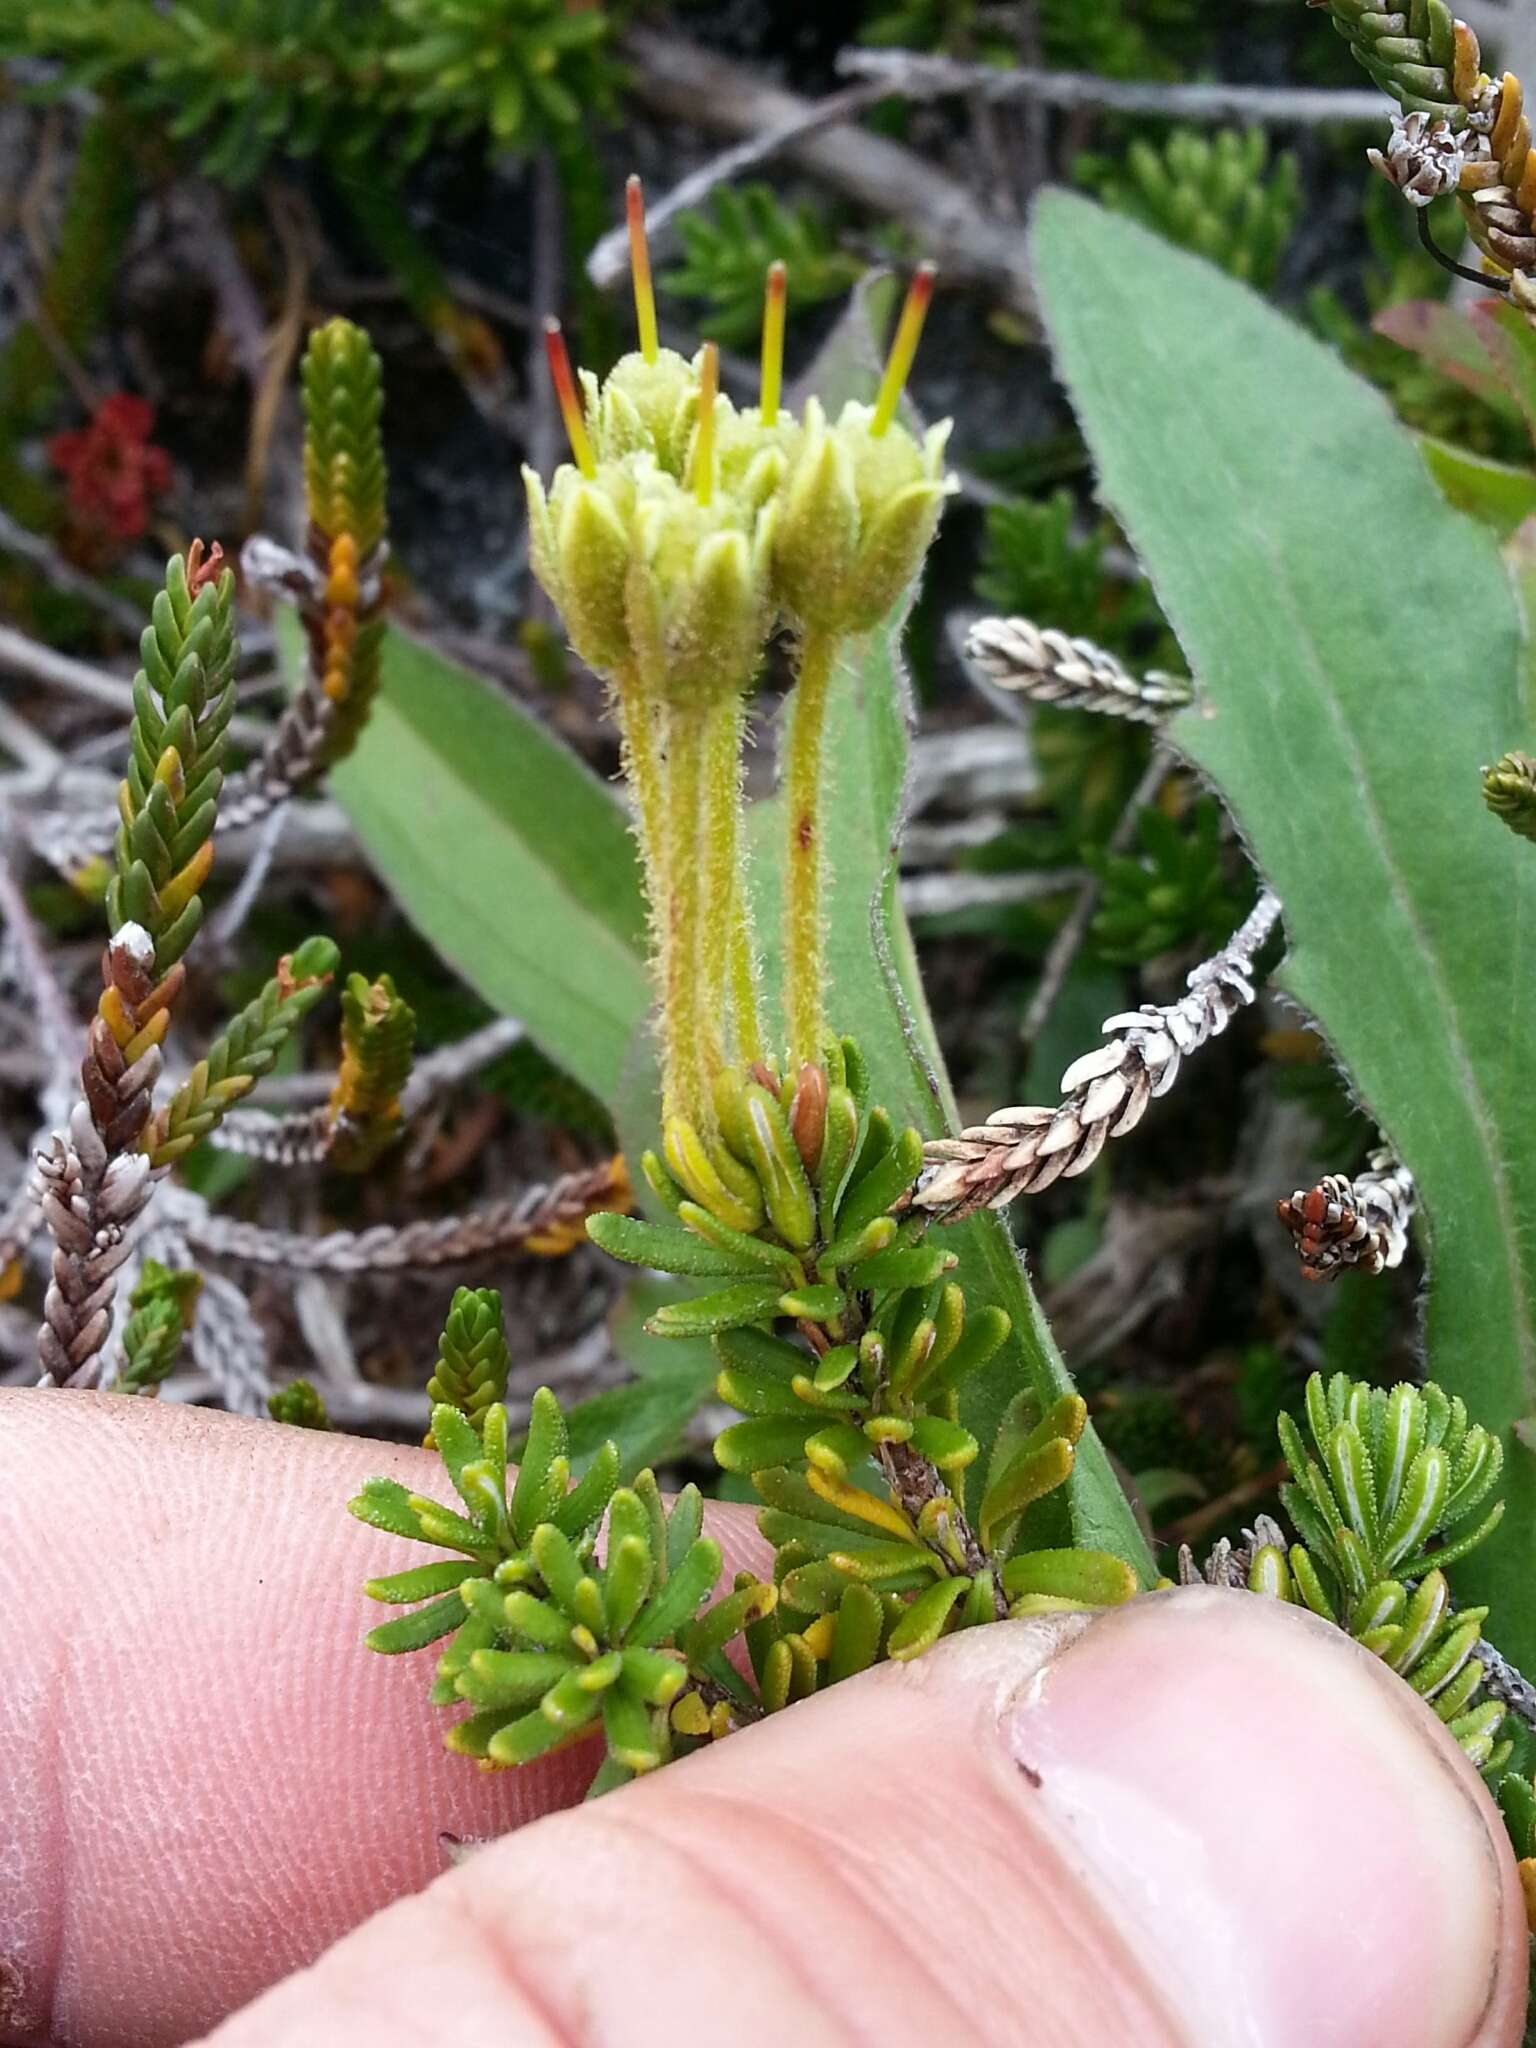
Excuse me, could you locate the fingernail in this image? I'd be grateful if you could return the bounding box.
[1008,1587,1523,2047]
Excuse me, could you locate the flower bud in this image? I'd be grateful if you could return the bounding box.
[731,1081,818,1252]
[599,349,700,475]
[773,398,954,635]
[663,1113,764,1234]
[524,462,636,676]
[841,403,954,631]
[716,407,801,513]
[771,400,859,632]
[625,473,774,705]
[581,368,649,463]
[846,475,948,631]
[788,1060,829,1175]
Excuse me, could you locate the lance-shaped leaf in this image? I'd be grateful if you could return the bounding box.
[1032,192,1536,1656]
[310,618,650,1104]
[719,281,1154,1582]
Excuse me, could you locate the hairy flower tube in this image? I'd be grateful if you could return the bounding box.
[523,179,954,1181]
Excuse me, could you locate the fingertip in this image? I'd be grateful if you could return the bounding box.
[1005,1589,1527,2047]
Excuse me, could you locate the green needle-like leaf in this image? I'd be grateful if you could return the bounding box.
[629,1538,723,1648]
[886,1576,967,1660]
[586,1212,763,1280]
[365,1559,476,1605]
[365,1592,468,1654]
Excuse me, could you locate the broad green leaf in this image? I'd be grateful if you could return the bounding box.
[1419,437,1536,539]
[305,617,649,1103]
[1505,519,1536,721]
[1471,301,1536,443]
[736,286,1152,1578]
[1032,192,1536,1653]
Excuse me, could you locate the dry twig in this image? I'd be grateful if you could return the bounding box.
[588,74,891,287]
[900,866,1085,919]
[0,620,144,718]
[237,1015,526,1113]
[916,890,1282,1217]
[180,1155,631,1273]
[0,852,78,1119]
[0,508,147,636]
[1021,746,1173,1047]
[1276,1149,1416,1281]
[836,48,1387,124]
[613,27,1037,315]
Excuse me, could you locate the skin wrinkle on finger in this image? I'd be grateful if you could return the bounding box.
[588,1638,1192,2048]
[594,1801,948,2037]
[203,1877,575,2048]
[602,1786,1181,2047]
[195,1600,1526,2048]
[199,1618,1194,2048]
[201,1799,844,2048]
[0,1390,769,2048]
[459,1807,843,2048]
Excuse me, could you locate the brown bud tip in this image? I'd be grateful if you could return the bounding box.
[789,1061,830,1175]
[276,952,326,999]
[103,930,156,1004]
[186,539,226,595]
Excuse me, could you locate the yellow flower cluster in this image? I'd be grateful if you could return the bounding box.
[523,181,954,1180]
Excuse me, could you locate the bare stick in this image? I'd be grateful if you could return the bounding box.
[588,76,891,287]
[238,1015,526,1113]
[399,1016,526,1114]
[0,508,146,636]
[0,699,61,775]
[611,28,1037,316]
[207,801,289,951]
[0,853,78,1119]
[0,622,269,746]
[0,621,141,715]
[175,180,268,386]
[900,866,1086,919]
[836,49,1387,125]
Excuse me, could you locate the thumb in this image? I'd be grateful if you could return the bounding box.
[202,1587,1527,2048]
